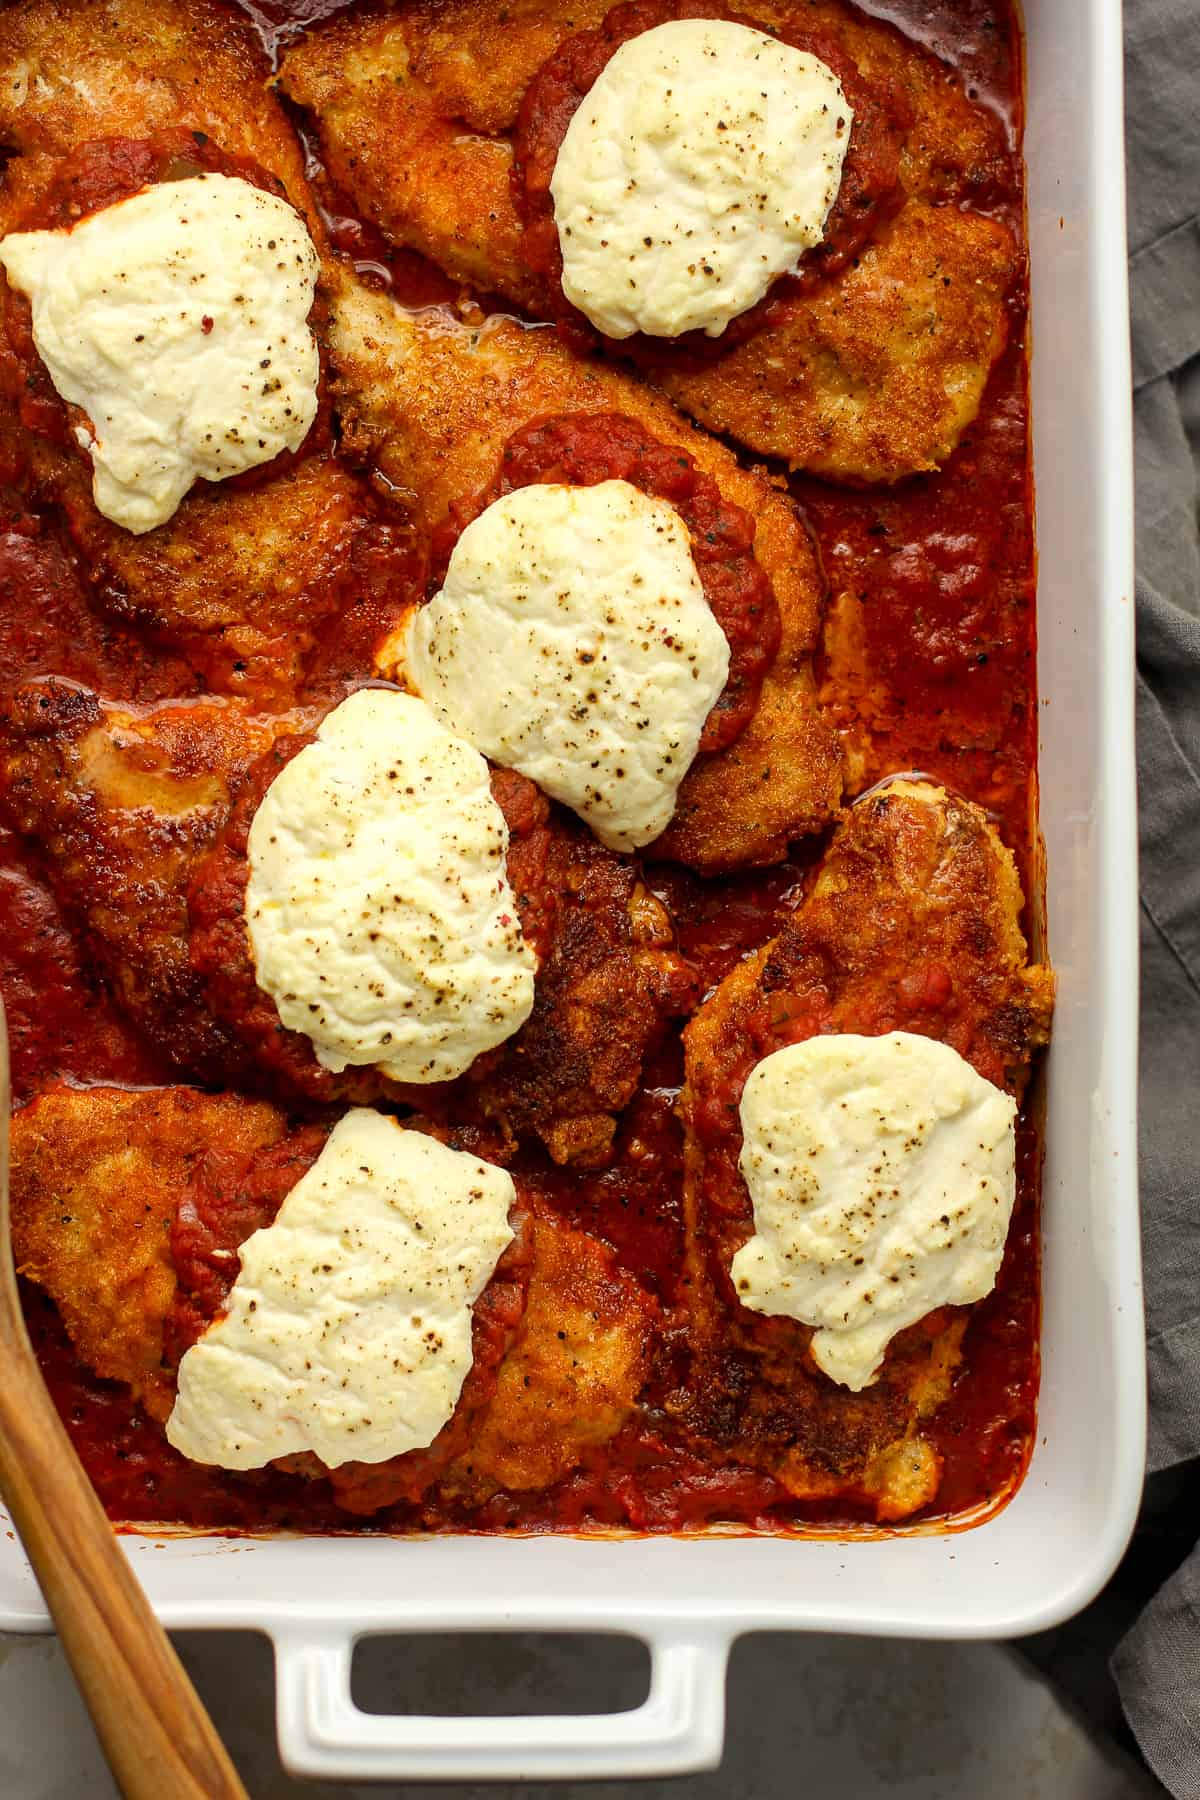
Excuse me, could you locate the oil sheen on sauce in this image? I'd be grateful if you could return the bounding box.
[7,0,1039,1538]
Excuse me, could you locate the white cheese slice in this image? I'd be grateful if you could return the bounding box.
[245,687,535,1084]
[398,480,730,852]
[166,1110,515,1470]
[731,1032,1018,1391]
[549,18,852,339]
[0,172,320,533]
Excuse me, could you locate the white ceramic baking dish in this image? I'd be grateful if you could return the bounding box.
[0,0,1143,1780]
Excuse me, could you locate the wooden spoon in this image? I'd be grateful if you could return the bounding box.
[0,996,248,1799]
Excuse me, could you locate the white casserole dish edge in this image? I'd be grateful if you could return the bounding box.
[0,0,1144,1780]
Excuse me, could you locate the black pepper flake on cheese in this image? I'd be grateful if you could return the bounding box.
[403,481,729,852]
[731,1033,1019,1392]
[0,172,320,533]
[549,19,852,340]
[244,689,535,1084]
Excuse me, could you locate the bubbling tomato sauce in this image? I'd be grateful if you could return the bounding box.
[805,330,1037,871]
[0,0,1040,1538]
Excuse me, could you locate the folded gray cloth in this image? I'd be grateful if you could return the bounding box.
[1134,379,1200,1478]
[1109,0,1200,1791]
[1115,1548,1200,1800]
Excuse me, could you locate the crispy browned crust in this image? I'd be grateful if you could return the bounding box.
[0,680,288,1083]
[675,780,1054,1519]
[438,1209,656,1501]
[280,0,560,308]
[10,1083,651,1504]
[280,0,1017,481]
[0,0,412,700]
[330,272,843,870]
[26,450,398,704]
[655,204,1017,484]
[0,680,691,1161]
[0,0,314,214]
[10,1084,288,1422]
[471,825,696,1167]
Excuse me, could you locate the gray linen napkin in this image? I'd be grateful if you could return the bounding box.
[1106,0,1200,1792]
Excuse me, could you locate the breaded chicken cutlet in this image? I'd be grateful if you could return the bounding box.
[11,1084,656,1515]
[280,0,1018,482]
[675,780,1054,1520]
[330,269,842,870]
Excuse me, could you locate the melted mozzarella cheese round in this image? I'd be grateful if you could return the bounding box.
[166,1110,515,1470]
[731,1032,1017,1391]
[549,19,852,340]
[399,480,729,852]
[245,688,535,1084]
[0,173,319,533]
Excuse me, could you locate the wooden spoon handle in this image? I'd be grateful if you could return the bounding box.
[0,1333,248,1800]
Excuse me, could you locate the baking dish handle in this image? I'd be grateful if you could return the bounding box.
[272,1623,732,1781]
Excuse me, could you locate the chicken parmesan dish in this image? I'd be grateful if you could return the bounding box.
[0,0,1050,1537]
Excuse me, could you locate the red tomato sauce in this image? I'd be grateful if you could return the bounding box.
[2,0,1039,1538]
[165,1126,329,1363]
